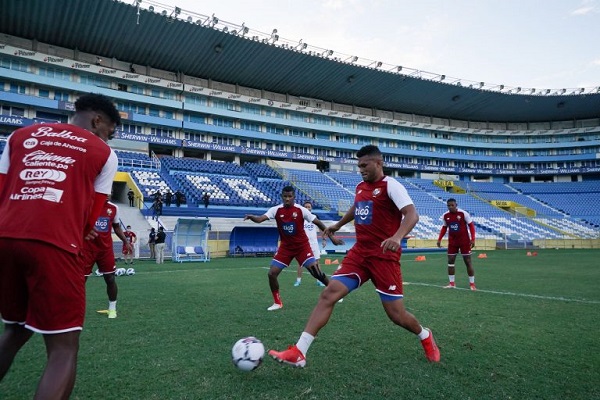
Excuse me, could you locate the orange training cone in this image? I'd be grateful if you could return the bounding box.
[477,253,487,259]
[526,251,532,256]
[415,255,426,262]
[324,259,331,265]
[332,259,339,264]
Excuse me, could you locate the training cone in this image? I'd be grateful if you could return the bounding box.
[526,251,532,256]
[532,251,538,256]
[332,259,339,264]
[415,255,426,262]
[325,259,332,265]
[477,253,487,259]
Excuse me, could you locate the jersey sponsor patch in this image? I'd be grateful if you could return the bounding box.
[281,222,296,235]
[94,217,111,233]
[355,200,373,225]
[449,222,460,231]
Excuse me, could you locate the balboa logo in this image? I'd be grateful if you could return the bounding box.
[23,138,38,149]
[20,169,67,182]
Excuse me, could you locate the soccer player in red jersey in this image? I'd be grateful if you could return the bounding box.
[268,145,440,367]
[437,198,477,290]
[0,93,120,398]
[122,225,137,264]
[81,199,133,319]
[244,186,343,311]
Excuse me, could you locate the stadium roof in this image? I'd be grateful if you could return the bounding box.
[2,0,599,124]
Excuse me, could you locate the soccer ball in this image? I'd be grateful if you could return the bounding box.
[232,337,265,371]
[126,268,135,276]
[115,268,126,276]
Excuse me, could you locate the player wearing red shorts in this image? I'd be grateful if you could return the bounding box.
[0,93,120,398]
[122,225,137,264]
[81,200,133,319]
[244,186,342,311]
[268,145,440,367]
[437,198,477,290]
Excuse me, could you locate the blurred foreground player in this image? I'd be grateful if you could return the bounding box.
[268,145,440,367]
[0,93,120,398]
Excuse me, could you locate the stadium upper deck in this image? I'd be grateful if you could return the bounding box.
[1,0,600,182]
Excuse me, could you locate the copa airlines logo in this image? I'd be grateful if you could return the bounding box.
[19,168,67,182]
[282,222,296,235]
[9,186,63,202]
[355,201,373,225]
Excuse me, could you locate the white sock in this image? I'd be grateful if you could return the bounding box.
[296,277,301,283]
[109,301,117,311]
[469,276,475,284]
[448,275,455,283]
[418,327,430,340]
[296,332,315,355]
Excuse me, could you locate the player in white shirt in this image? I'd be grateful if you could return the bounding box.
[295,201,326,287]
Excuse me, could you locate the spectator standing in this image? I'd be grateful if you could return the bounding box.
[0,93,120,398]
[165,190,172,207]
[127,188,135,207]
[148,227,157,259]
[175,190,183,207]
[202,192,210,208]
[437,198,477,290]
[155,226,167,264]
[152,197,163,220]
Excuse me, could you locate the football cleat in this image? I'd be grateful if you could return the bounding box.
[443,283,456,289]
[316,280,325,287]
[97,309,109,314]
[267,303,283,311]
[269,345,306,368]
[108,310,117,319]
[470,283,477,291]
[294,281,301,287]
[421,329,440,362]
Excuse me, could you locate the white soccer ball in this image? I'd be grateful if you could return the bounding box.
[115,268,126,276]
[232,337,265,371]
[126,268,135,276]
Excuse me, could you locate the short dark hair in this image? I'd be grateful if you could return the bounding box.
[356,145,382,158]
[447,198,457,204]
[282,185,295,194]
[75,93,121,125]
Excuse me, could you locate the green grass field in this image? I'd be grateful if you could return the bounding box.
[2,249,599,400]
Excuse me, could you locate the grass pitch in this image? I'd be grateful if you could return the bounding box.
[1,249,599,399]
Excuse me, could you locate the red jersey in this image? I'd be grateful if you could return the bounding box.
[0,123,117,254]
[441,208,474,243]
[264,203,316,250]
[123,230,136,245]
[353,176,414,260]
[83,201,120,252]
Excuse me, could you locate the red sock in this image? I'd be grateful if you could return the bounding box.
[272,290,282,305]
